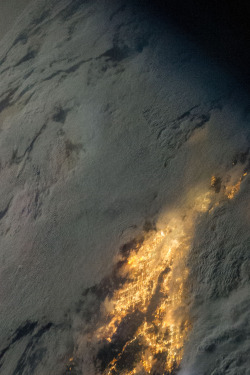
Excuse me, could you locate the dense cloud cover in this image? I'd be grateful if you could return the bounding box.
[0,1,249,374]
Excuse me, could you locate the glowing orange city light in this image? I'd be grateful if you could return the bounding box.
[80,170,247,374]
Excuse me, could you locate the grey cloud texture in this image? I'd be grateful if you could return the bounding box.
[0,1,249,374]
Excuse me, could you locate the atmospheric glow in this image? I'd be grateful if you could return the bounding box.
[78,171,247,375]
[93,192,213,374]
[225,172,247,199]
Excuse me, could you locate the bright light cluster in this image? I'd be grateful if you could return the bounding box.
[94,194,215,374]
[82,171,247,375]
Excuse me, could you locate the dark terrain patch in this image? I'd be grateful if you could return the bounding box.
[23,70,34,80]
[96,310,145,373]
[52,106,70,123]
[115,338,144,373]
[176,106,199,121]
[134,35,149,53]
[12,323,53,375]
[0,199,12,221]
[15,49,38,67]
[0,56,6,66]
[11,321,38,345]
[32,10,50,26]
[11,122,47,166]
[146,267,170,322]
[43,57,92,82]
[60,0,88,21]
[211,176,222,193]
[12,32,28,47]
[109,4,126,21]
[0,321,38,362]
[232,148,250,166]
[17,83,36,100]
[143,220,156,232]
[0,88,18,113]
[65,139,83,158]
[100,45,129,62]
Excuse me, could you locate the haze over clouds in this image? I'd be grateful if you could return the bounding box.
[0,1,249,374]
[0,0,32,39]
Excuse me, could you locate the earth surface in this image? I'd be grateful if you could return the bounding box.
[0,1,250,374]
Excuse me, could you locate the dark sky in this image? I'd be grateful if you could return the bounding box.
[144,0,250,92]
[2,0,250,91]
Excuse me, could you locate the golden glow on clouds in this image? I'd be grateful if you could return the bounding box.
[225,172,247,199]
[94,192,215,374]
[79,170,247,375]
